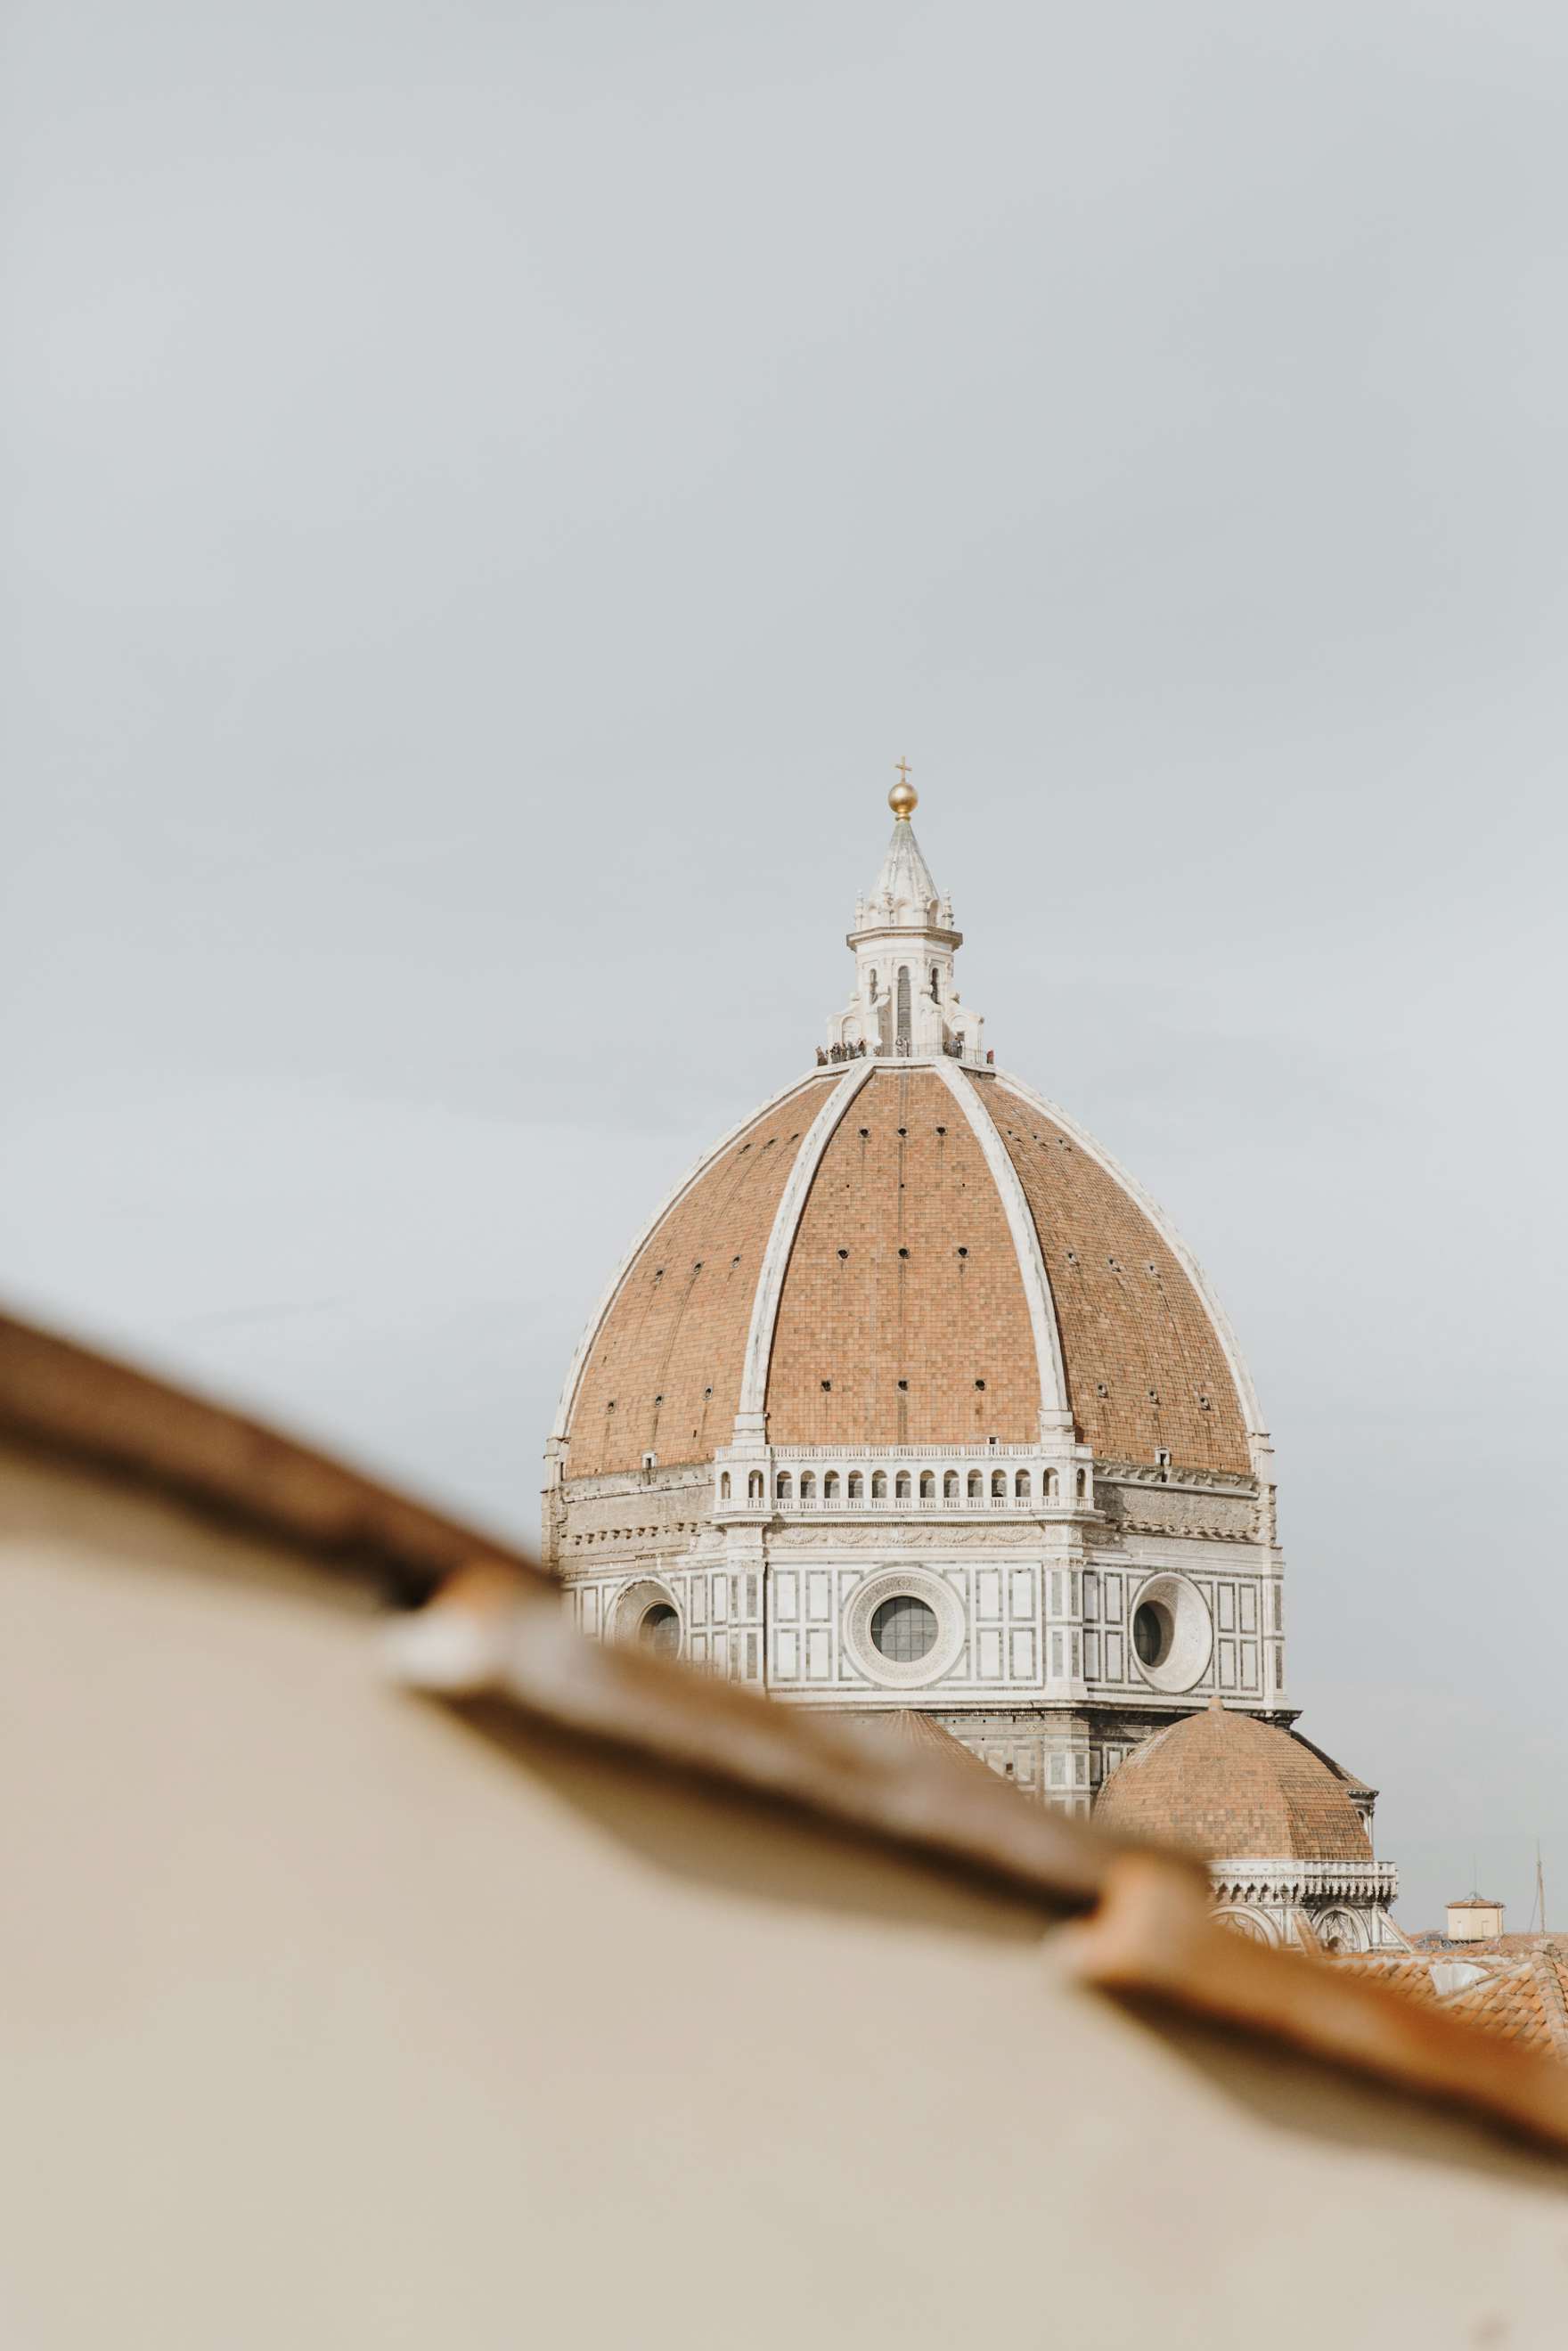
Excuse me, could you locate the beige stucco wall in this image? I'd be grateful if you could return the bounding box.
[2,1444,1564,2349]
[1450,1902,1508,1941]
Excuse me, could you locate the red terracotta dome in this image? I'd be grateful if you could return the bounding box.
[1093,1702,1373,1864]
[557,1061,1258,1482]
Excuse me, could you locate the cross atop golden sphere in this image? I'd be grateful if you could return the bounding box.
[888,758,918,820]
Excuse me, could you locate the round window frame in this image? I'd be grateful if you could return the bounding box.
[1128,1571,1212,1694]
[843,1567,966,1689]
[609,1577,683,1658]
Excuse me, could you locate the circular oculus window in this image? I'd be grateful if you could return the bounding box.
[609,1578,683,1657]
[1128,1571,1212,1693]
[844,1569,965,1688]
[870,1594,937,1663]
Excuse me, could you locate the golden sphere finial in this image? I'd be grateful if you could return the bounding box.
[889,758,917,820]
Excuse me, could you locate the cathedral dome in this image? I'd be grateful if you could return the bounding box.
[554,1057,1261,1482]
[553,784,1265,1489]
[544,776,1287,1789]
[1092,1702,1373,1864]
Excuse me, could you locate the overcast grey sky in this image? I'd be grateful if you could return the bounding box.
[4,0,1566,1928]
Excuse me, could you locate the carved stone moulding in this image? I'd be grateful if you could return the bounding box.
[769,1523,1060,1553]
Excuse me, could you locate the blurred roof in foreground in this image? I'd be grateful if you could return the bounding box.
[3,1307,1566,2349]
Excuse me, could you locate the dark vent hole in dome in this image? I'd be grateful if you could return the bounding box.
[898,1246,911,1259]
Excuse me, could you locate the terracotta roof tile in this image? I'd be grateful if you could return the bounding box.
[1441,1949,1568,2060]
[854,1710,996,1774]
[1329,1957,1447,2006]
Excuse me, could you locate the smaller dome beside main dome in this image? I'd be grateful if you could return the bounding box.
[1093,1701,1372,1864]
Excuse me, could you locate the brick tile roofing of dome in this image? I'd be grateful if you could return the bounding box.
[555,784,1262,1485]
[764,1067,1040,1448]
[975,1081,1249,1473]
[566,1075,831,1479]
[1093,1702,1373,1865]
